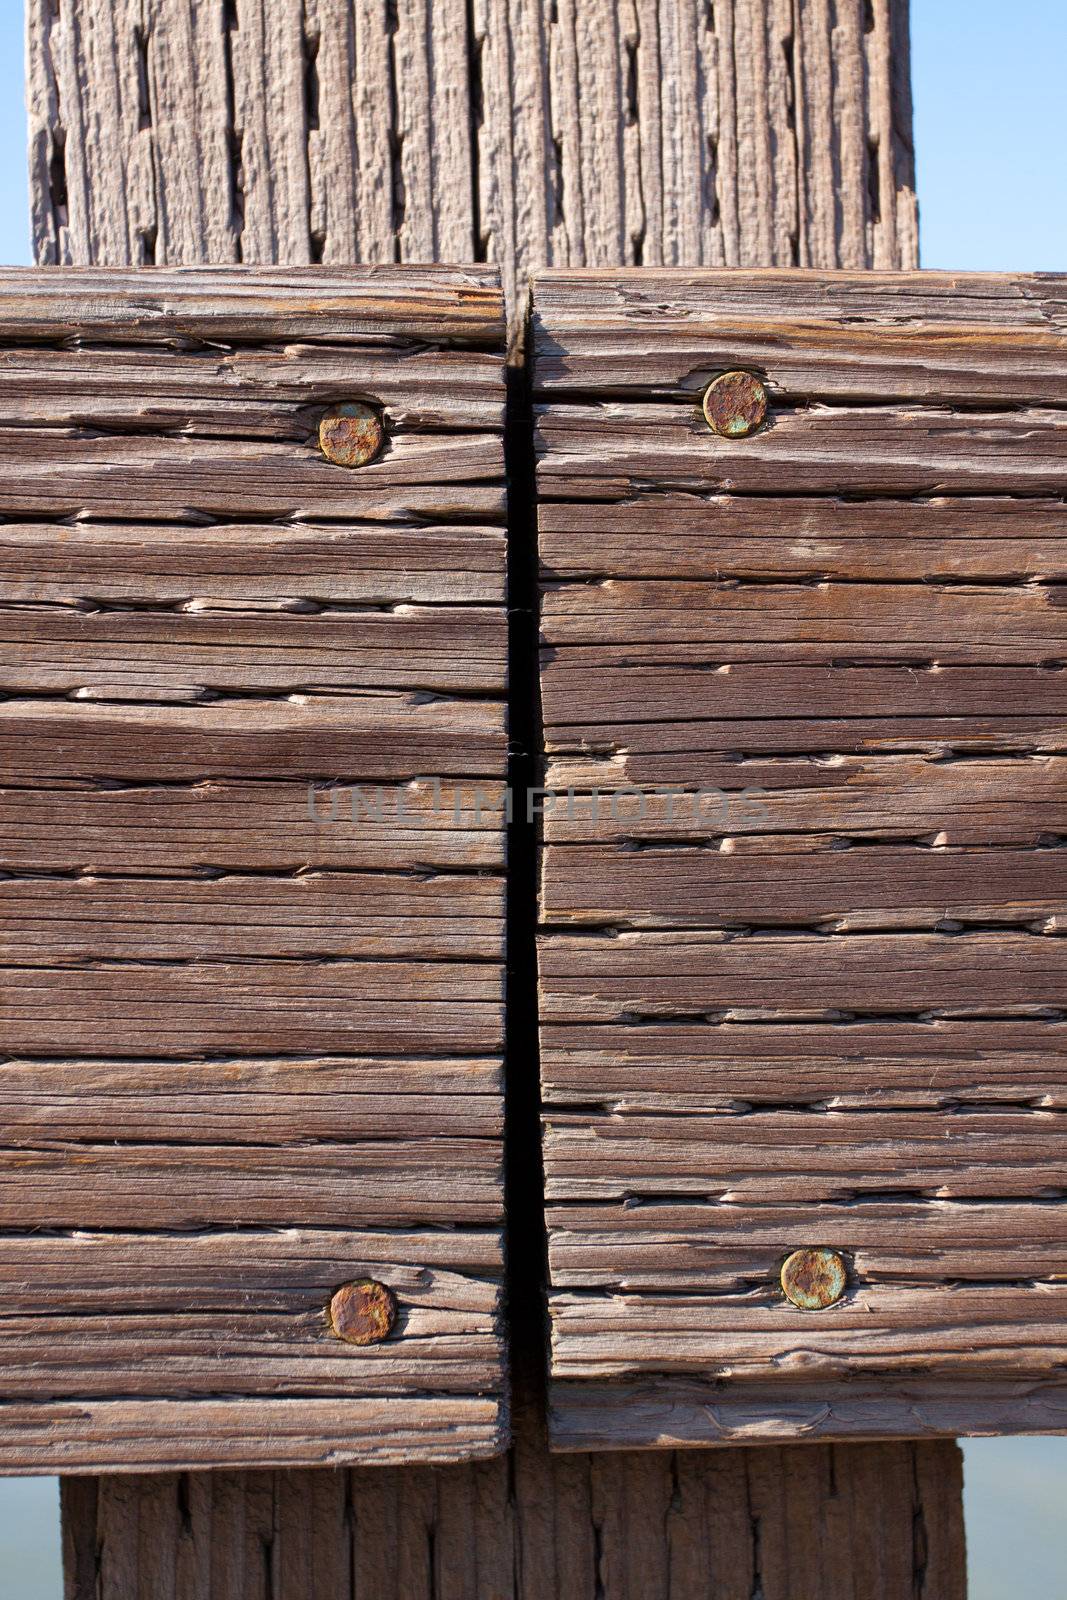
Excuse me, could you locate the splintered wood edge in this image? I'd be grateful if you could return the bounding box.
[0,1397,509,1476]
[547,1379,1067,1452]
[0,267,506,347]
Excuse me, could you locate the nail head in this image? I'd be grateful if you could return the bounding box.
[328,1279,397,1345]
[702,370,768,438]
[319,401,384,467]
[780,1248,848,1311]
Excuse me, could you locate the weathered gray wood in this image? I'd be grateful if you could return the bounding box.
[58,1413,967,1597]
[0,873,505,961]
[550,1378,1067,1452]
[0,607,506,697]
[541,754,1067,846]
[535,400,1067,498]
[0,265,506,342]
[0,699,505,781]
[0,1139,502,1230]
[0,343,506,430]
[0,269,509,1471]
[532,268,1067,404]
[0,522,506,606]
[2,956,503,1055]
[539,928,1067,1019]
[536,269,1067,1451]
[2,1398,504,1473]
[541,1018,1067,1106]
[547,1197,1067,1286]
[539,495,1067,583]
[542,580,1067,663]
[0,780,508,873]
[28,2,919,333]
[541,841,1067,930]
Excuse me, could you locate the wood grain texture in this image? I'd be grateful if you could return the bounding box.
[536,269,1067,1449]
[539,495,1067,583]
[532,268,1067,404]
[0,780,508,873]
[0,269,508,1470]
[57,1416,966,1597]
[28,2,918,335]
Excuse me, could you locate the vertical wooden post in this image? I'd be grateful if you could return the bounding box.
[28,0,918,332]
[23,5,966,1597]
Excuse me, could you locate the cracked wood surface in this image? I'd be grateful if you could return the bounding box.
[535,268,1067,1448]
[58,1411,966,1599]
[28,1,918,338]
[0,267,508,1472]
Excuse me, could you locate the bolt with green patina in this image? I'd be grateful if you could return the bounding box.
[702,370,768,438]
[780,1247,848,1310]
[319,401,384,467]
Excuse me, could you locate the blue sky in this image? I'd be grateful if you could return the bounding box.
[0,3,1063,1597]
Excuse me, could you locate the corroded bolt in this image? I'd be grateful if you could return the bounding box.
[780,1248,848,1311]
[702,370,768,438]
[318,401,384,467]
[327,1279,398,1345]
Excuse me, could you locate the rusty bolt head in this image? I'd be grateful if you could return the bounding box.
[780,1248,848,1311]
[318,401,384,467]
[327,1279,397,1345]
[702,370,768,438]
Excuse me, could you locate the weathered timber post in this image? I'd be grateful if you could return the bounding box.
[23,4,968,1598]
[28,0,918,323]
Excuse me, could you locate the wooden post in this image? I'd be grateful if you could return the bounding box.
[28,0,918,331]
[22,5,967,1597]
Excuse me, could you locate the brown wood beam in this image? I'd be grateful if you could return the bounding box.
[61,1396,966,1600]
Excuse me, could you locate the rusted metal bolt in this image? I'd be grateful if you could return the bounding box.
[318,401,384,467]
[702,370,768,438]
[780,1248,848,1311]
[327,1279,397,1345]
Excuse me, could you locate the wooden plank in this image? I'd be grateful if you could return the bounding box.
[0,429,504,522]
[541,841,1067,930]
[0,699,506,782]
[0,874,504,963]
[546,1197,1067,1289]
[0,266,506,344]
[541,1018,1067,1107]
[542,580,1067,663]
[539,495,1067,583]
[0,606,505,697]
[0,522,506,607]
[549,1281,1067,1376]
[0,344,506,431]
[543,665,1067,728]
[0,1236,502,1398]
[542,1104,1065,1199]
[541,755,1067,847]
[539,929,1067,1020]
[549,1377,1067,1452]
[531,268,1067,404]
[0,780,508,874]
[0,958,503,1056]
[0,1398,505,1474]
[544,714,1067,767]
[0,1057,503,1142]
[535,269,1067,1450]
[534,400,1067,498]
[0,269,509,1472]
[0,1141,502,1231]
[57,1424,966,1598]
